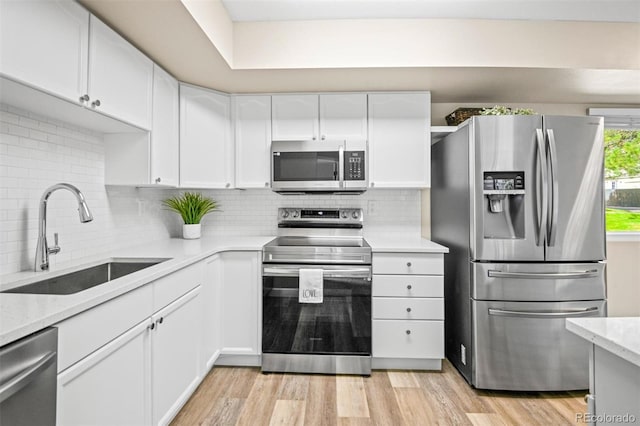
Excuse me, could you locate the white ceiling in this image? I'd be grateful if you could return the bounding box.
[221,0,640,23]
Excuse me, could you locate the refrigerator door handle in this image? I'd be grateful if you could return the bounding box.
[546,128,559,247]
[488,270,600,279]
[535,129,548,247]
[488,306,600,318]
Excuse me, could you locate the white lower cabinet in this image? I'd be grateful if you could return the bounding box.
[152,287,202,426]
[372,252,444,370]
[57,319,150,426]
[216,251,261,366]
[202,254,223,371]
[56,266,203,426]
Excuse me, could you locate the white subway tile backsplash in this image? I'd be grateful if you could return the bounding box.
[1,103,422,274]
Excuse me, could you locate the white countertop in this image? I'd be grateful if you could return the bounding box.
[0,234,448,347]
[0,236,273,347]
[566,317,640,368]
[366,236,449,253]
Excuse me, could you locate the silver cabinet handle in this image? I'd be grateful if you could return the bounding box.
[535,128,548,247]
[79,94,90,103]
[406,262,412,267]
[312,136,317,140]
[488,270,599,279]
[546,129,559,247]
[149,322,155,330]
[155,177,161,184]
[488,306,599,318]
[91,100,101,108]
[157,317,164,326]
[321,135,326,140]
[370,182,375,187]
[265,182,269,187]
[406,307,412,313]
[407,284,412,290]
[406,330,411,335]
[0,351,56,403]
[225,183,230,188]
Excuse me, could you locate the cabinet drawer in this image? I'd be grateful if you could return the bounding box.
[373,253,443,275]
[56,284,152,372]
[372,320,444,359]
[373,297,443,320]
[373,275,443,298]
[153,263,202,312]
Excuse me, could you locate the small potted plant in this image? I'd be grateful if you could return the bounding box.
[163,192,219,239]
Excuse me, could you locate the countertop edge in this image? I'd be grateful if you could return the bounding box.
[566,319,640,368]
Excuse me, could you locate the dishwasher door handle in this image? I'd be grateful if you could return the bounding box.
[488,307,600,318]
[0,351,56,403]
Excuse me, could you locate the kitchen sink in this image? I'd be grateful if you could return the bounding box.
[1,258,170,295]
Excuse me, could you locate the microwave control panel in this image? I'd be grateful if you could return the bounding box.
[344,151,365,181]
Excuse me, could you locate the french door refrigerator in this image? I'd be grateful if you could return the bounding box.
[432,115,606,391]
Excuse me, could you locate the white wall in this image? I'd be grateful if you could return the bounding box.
[0,104,421,274]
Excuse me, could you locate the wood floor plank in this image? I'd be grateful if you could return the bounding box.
[387,370,420,388]
[304,374,338,426]
[201,397,245,426]
[269,400,306,426]
[235,372,284,426]
[539,391,587,425]
[276,374,310,400]
[413,367,473,425]
[466,413,508,426]
[336,376,370,418]
[394,387,438,426]
[363,371,405,426]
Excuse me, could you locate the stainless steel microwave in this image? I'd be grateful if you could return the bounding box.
[271,140,368,194]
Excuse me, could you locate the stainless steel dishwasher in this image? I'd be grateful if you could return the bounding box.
[0,327,57,426]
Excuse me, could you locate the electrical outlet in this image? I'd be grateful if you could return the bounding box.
[367,200,377,216]
[461,344,467,365]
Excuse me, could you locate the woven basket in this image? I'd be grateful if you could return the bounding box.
[445,108,485,126]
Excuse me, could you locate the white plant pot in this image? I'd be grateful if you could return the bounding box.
[182,224,201,240]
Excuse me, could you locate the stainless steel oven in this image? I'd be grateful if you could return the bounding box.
[271,140,367,193]
[262,208,372,375]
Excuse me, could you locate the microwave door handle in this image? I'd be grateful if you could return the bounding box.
[338,144,345,187]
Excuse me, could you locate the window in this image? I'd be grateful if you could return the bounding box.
[589,109,640,234]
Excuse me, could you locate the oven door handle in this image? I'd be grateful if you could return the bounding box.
[263,267,371,278]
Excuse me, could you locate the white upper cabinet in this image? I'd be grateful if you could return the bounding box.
[234,95,272,189]
[272,94,319,141]
[88,16,153,130]
[151,65,180,187]
[0,0,89,104]
[180,84,233,188]
[368,92,431,188]
[319,93,368,140]
[272,93,368,141]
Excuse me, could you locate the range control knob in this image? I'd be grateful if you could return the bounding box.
[341,210,349,219]
[292,210,299,218]
[282,210,290,218]
[352,211,359,219]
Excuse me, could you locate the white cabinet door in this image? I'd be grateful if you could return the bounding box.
[88,15,153,129]
[272,94,319,141]
[180,84,233,188]
[152,286,202,426]
[368,92,431,188]
[57,319,151,426]
[0,0,88,104]
[220,251,261,356]
[319,93,367,141]
[234,95,272,188]
[202,254,222,372]
[151,65,179,187]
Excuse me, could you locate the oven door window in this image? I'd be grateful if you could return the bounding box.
[272,151,339,182]
[263,275,371,355]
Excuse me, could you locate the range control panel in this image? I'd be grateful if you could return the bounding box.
[344,151,365,181]
[483,171,525,193]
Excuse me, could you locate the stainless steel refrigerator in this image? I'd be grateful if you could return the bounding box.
[431,115,606,391]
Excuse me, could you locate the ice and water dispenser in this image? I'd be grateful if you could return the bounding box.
[483,172,526,239]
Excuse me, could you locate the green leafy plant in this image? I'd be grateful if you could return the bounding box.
[162,192,219,224]
[480,106,537,116]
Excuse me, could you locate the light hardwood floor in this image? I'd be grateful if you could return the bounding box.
[171,360,588,426]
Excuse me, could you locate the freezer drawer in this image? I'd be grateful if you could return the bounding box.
[472,299,605,391]
[472,262,606,302]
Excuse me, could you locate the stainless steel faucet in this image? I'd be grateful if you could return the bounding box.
[35,183,93,271]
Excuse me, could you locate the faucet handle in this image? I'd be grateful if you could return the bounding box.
[48,233,61,255]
